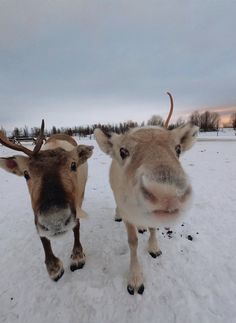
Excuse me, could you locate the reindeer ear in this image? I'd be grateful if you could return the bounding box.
[0,156,29,176]
[172,123,199,151]
[94,129,113,155]
[76,145,94,165]
[94,128,120,156]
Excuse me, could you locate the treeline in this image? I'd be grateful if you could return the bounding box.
[189,111,220,131]
[1,110,236,138]
[190,110,236,131]
[6,121,141,139]
[2,116,186,139]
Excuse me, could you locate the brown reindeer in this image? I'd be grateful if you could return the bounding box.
[0,121,93,281]
[95,94,198,294]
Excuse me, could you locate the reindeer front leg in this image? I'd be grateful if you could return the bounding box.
[125,221,144,295]
[40,237,64,281]
[70,221,86,271]
[148,228,162,258]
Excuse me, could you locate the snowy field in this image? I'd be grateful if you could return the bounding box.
[0,134,236,323]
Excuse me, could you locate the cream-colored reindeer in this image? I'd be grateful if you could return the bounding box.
[95,93,198,294]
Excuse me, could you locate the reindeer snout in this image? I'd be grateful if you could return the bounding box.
[141,174,192,215]
[160,197,182,212]
[36,206,75,237]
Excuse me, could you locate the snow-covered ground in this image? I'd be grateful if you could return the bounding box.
[0,134,236,323]
[198,128,236,141]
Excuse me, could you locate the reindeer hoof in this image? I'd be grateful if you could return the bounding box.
[53,268,64,282]
[46,258,64,282]
[127,285,135,295]
[70,261,85,272]
[127,284,145,295]
[137,284,145,294]
[70,251,86,272]
[138,229,147,234]
[149,250,162,258]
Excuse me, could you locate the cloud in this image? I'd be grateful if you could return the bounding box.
[0,1,236,130]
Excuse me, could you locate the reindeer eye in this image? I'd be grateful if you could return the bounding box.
[175,145,181,158]
[71,162,77,172]
[24,171,30,181]
[120,148,129,160]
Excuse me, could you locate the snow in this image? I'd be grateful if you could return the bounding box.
[198,128,236,141]
[0,135,236,323]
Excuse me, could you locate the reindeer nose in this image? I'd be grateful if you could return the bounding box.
[141,174,191,210]
[161,197,181,212]
[37,206,72,234]
[64,215,71,226]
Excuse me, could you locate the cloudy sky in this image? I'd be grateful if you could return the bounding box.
[0,0,236,130]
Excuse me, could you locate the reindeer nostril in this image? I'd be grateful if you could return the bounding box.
[141,185,156,203]
[64,216,71,226]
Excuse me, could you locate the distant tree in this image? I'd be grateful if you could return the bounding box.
[23,125,29,137]
[147,115,164,126]
[51,126,57,135]
[167,118,186,130]
[210,112,220,131]
[189,111,201,127]
[12,127,21,138]
[175,117,185,127]
[126,120,138,131]
[200,111,210,131]
[200,111,220,132]
[66,128,73,136]
[31,127,41,137]
[0,126,6,136]
[231,111,236,130]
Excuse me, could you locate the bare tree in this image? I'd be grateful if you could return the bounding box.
[231,111,236,130]
[211,112,220,131]
[189,111,201,127]
[23,125,29,137]
[200,111,220,131]
[31,127,41,137]
[51,126,57,135]
[175,117,185,127]
[147,115,164,126]
[12,127,21,138]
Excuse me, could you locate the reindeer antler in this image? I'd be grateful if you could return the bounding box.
[32,119,45,155]
[0,120,45,157]
[164,92,174,129]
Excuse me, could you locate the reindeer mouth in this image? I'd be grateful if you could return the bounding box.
[152,209,180,217]
[37,211,77,238]
[53,230,68,236]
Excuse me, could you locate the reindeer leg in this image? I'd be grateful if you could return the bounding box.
[148,228,162,258]
[70,221,86,271]
[115,206,122,222]
[40,237,64,281]
[125,221,144,295]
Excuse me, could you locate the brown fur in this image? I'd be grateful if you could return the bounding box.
[0,135,93,281]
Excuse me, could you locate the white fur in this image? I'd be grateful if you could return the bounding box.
[38,207,76,238]
[95,125,197,293]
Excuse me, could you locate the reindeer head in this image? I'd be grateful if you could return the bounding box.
[95,94,199,227]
